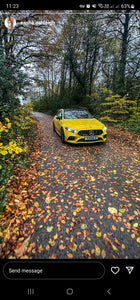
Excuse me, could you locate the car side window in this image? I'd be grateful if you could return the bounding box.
[57,110,62,119]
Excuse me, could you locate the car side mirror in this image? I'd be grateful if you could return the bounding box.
[56,116,62,120]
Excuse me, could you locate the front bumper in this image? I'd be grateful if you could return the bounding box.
[64,129,107,144]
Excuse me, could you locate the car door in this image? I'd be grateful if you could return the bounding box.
[55,110,62,135]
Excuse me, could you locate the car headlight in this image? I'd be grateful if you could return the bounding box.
[65,127,77,133]
[103,126,107,132]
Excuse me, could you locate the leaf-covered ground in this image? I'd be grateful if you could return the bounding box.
[1,112,140,259]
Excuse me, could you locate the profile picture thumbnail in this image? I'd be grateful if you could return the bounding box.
[4,17,16,30]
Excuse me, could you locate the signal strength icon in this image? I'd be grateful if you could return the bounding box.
[125,266,134,274]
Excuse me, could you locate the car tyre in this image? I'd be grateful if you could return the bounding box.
[61,128,65,143]
[53,122,56,132]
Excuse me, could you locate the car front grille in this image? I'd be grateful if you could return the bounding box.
[78,129,103,136]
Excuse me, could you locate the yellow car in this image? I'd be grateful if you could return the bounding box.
[53,108,107,144]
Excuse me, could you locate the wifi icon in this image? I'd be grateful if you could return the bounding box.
[125,266,134,274]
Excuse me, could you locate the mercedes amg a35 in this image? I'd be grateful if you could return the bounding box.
[53,108,107,144]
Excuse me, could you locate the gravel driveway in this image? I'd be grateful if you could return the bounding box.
[28,112,140,259]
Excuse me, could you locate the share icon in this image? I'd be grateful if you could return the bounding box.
[125,266,134,274]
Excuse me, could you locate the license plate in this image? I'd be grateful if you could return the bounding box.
[85,136,98,141]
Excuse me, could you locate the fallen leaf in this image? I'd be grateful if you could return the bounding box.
[49,253,57,259]
[70,236,74,243]
[59,244,66,250]
[38,245,43,253]
[101,249,106,258]
[82,249,91,257]
[125,222,131,230]
[81,223,87,230]
[45,191,52,204]
[119,209,125,213]
[114,238,121,245]
[76,231,82,236]
[34,202,39,207]
[19,205,26,210]
[49,239,55,246]
[107,214,111,219]
[13,227,19,233]
[96,232,102,237]
[31,218,36,225]
[112,244,118,251]
[108,207,118,214]
[67,253,73,258]
[121,244,125,249]
[95,245,100,256]
[136,237,140,243]
[15,235,31,258]
[73,211,77,216]
[68,243,77,252]
[90,176,95,181]
[53,234,58,240]
[112,225,116,231]
[46,226,53,232]
[46,244,50,250]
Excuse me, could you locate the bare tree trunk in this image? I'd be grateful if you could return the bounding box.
[119,11,130,94]
[89,41,99,96]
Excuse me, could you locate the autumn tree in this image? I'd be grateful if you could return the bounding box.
[101,10,140,96]
[0,11,62,117]
[59,13,101,105]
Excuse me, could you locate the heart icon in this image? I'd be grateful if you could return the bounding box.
[111,266,120,275]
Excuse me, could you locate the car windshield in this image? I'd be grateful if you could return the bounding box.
[64,110,93,119]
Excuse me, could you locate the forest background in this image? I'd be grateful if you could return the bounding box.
[1,10,140,129]
[0,10,140,212]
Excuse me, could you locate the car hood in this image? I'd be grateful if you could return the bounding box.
[63,118,105,130]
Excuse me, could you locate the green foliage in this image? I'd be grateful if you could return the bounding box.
[32,86,86,115]
[127,108,140,134]
[0,118,23,211]
[11,103,36,149]
[99,91,140,133]
[0,104,37,211]
[0,45,27,121]
[32,88,140,136]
